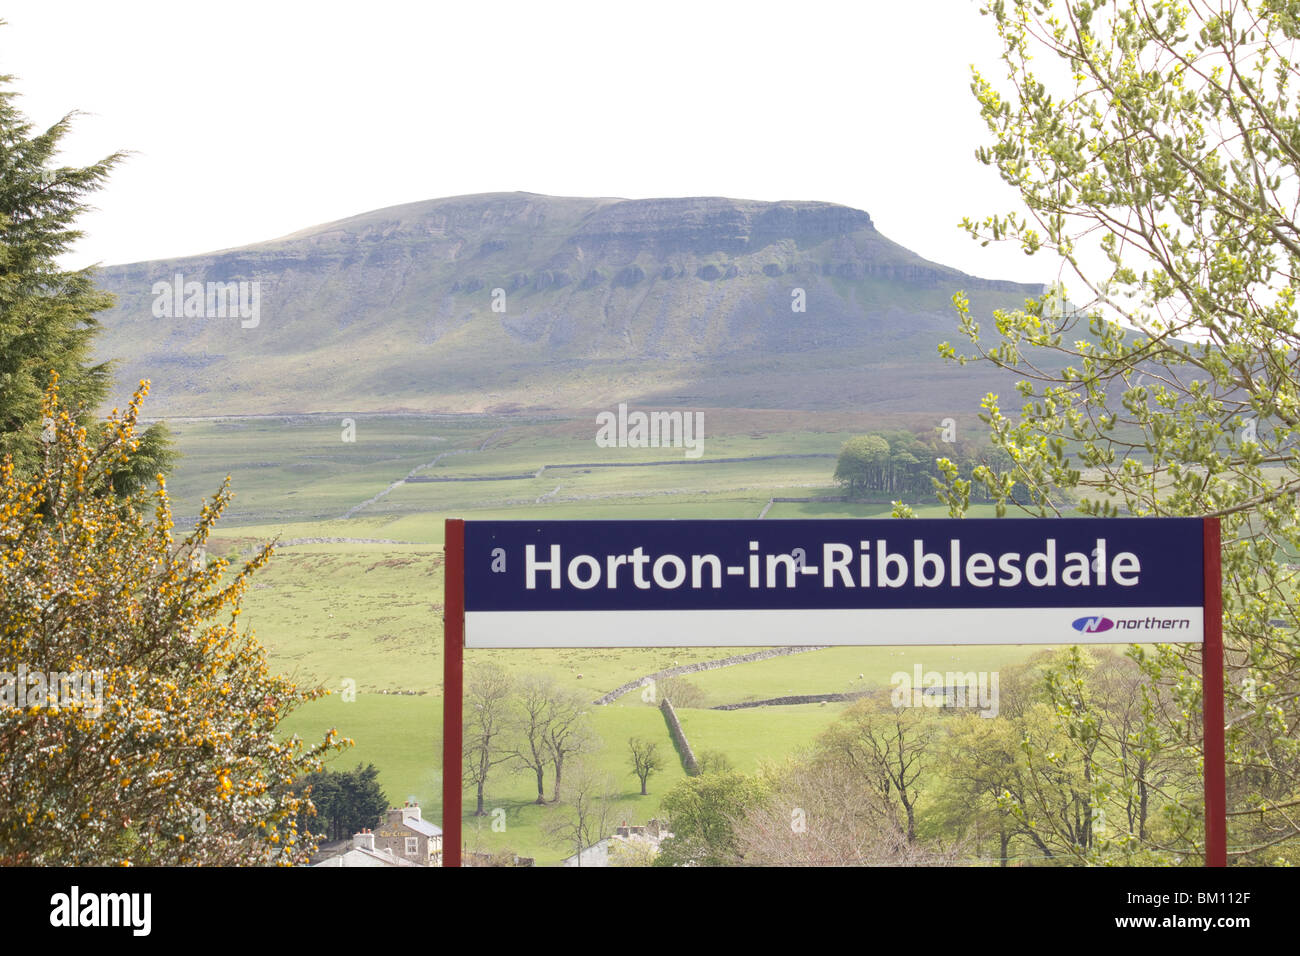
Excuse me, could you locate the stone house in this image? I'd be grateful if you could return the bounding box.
[373,800,442,866]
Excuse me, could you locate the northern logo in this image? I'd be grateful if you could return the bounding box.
[1072,615,1114,633]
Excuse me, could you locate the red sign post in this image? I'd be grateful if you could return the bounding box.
[1202,517,1226,867]
[442,518,465,867]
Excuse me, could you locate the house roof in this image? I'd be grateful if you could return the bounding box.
[402,816,442,838]
[312,847,422,868]
[562,838,612,866]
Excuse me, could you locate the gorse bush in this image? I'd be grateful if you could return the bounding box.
[0,376,346,865]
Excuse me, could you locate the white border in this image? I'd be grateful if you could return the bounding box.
[465,606,1204,647]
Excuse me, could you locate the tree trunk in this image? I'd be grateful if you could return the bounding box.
[535,768,546,804]
[1138,763,1149,841]
[551,759,564,803]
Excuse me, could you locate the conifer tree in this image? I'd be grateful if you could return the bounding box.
[0,64,173,488]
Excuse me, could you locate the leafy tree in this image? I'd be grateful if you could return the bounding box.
[1005,699,1105,862]
[920,656,1054,864]
[696,749,734,775]
[340,764,388,839]
[923,670,1098,866]
[654,771,769,866]
[937,0,1300,863]
[835,428,995,500]
[834,434,890,494]
[1085,650,1179,847]
[1004,648,1192,864]
[0,66,173,490]
[925,713,1027,866]
[295,763,388,842]
[628,736,663,795]
[0,380,343,864]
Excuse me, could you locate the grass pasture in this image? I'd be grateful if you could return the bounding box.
[164,412,1105,864]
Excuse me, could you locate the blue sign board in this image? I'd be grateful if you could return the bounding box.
[462,518,1205,647]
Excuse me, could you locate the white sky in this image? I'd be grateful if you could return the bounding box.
[3,0,1053,285]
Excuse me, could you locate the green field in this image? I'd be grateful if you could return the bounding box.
[168,412,1113,865]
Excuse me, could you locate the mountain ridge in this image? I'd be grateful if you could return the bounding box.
[92,192,1043,417]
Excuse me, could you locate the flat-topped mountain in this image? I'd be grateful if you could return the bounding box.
[92,192,1041,416]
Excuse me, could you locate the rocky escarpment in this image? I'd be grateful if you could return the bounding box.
[91,192,1043,417]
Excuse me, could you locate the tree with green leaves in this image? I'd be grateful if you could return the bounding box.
[696,749,734,775]
[834,434,891,494]
[0,62,173,490]
[296,763,389,843]
[1014,648,1193,863]
[925,712,1027,866]
[654,771,769,866]
[934,0,1300,863]
[836,428,997,500]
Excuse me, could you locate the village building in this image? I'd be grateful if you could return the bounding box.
[373,801,443,866]
[312,830,422,867]
[562,818,672,867]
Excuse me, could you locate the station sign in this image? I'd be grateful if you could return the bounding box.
[460,518,1205,647]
